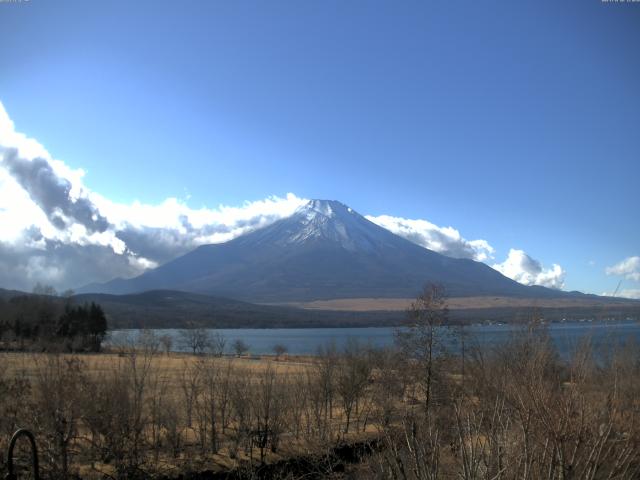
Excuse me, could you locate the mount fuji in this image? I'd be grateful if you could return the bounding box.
[79,200,569,302]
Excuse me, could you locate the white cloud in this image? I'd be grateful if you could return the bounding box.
[492,249,565,289]
[618,289,640,300]
[601,289,640,300]
[0,100,571,293]
[0,166,49,242]
[606,256,640,282]
[0,100,307,289]
[366,214,495,261]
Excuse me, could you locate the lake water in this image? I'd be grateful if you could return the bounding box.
[109,320,640,357]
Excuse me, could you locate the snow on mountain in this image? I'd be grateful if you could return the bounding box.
[271,200,391,251]
[78,199,570,302]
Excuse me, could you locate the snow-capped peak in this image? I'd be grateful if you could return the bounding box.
[308,199,334,217]
[279,199,379,251]
[298,199,352,219]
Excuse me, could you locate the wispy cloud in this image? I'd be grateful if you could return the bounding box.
[601,289,640,300]
[492,248,565,289]
[606,256,640,282]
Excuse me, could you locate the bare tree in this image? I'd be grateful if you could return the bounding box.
[286,373,308,439]
[396,283,448,414]
[158,334,173,355]
[138,329,160,354]
[310,343,338,441]
[251,365,287,462]
[179,327,211,355]
[370,347,405,428]
[336,339,372,434]
[272,343,288,358]
[232,339,250,357]
[32,354,85,479]
[147,360,170,463]
[218,359,235,433]
[228,369,252,459]
[82,346,156,478]
[194,357,221,454]
[178,359,201,428]
[208,332,226,357]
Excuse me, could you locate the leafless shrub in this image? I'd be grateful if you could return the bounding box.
[194,357,222,454]
[250,364,287,462]
[336,339,372,434]
[370,347,405,429]
[82,347,156,478]
[374,410,441,480]
[178,359,201,429]
[0,358,31,477]
[308,343,338,442]
[228,367,253,460]
[31,354,86,478]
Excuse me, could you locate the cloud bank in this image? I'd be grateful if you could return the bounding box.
[492,249,566,289]
[0,101,306,290]
[366,214,494,262]
[364,216,567,290]
[0,101,566,292]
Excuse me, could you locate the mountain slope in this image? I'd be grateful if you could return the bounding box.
[80,200,572,302]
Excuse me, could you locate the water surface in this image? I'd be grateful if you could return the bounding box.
[109,320,640,357]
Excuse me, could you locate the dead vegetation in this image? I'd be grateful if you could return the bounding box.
[362,286,640,479]
[0,288,639,479]
[0,341,381,479]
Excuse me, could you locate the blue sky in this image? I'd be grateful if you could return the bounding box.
[0,0,639,295]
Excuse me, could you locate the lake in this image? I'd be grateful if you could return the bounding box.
[109,320,640,357]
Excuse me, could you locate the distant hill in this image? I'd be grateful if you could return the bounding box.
[72,290,402,328]
[79,200,581,302]
[2,288,637,329]
[0,288,30,301]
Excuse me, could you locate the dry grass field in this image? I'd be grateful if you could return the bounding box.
[2,309,640,480]
[1,351,314,380]
[279,295,640,311]
[0,346,382,479]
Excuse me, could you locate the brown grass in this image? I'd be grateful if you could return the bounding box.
[1,351,314,388]
[0,350,374,479]
[274,295,638,311]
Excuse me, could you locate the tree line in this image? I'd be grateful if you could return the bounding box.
[0,284,107,352]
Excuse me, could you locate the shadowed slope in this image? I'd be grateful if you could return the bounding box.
[80,200,576,302]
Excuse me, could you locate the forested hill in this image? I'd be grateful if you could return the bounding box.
[72,290,402,328]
